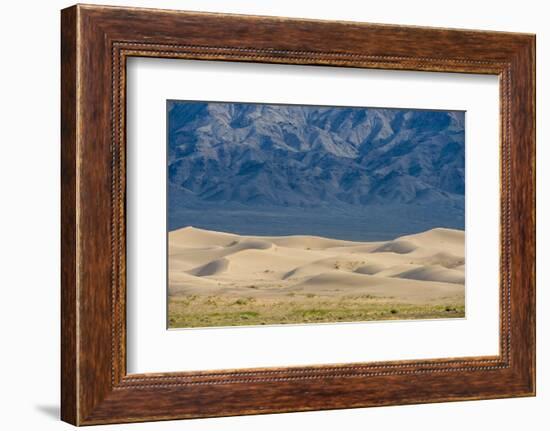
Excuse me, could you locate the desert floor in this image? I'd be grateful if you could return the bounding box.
[168,226,465,328]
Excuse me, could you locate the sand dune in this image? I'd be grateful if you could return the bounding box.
[394,265,465,285]
[188,258,230,277]
[294,271,462,301]
[169,226,465,305]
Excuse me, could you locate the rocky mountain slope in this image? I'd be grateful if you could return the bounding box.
[168,101,464,208]
[167,101,465,239]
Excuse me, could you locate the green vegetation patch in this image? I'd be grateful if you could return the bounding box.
[168,295,465,328]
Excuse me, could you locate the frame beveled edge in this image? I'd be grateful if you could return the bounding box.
[61,4,535,426]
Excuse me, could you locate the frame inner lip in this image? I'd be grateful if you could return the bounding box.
[114,44,512,384]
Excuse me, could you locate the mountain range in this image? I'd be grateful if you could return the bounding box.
[167,101,465,238]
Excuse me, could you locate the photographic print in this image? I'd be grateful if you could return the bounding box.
[167,101,465,329]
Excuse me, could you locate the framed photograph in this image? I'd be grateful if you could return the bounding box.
[61,4,536,425]
[165,100,467,329]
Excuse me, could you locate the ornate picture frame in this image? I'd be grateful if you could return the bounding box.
[61,4,535,425]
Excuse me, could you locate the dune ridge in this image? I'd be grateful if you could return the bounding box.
[169,226,465,305]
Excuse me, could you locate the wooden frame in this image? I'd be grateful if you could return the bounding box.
[61,4,536,426]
